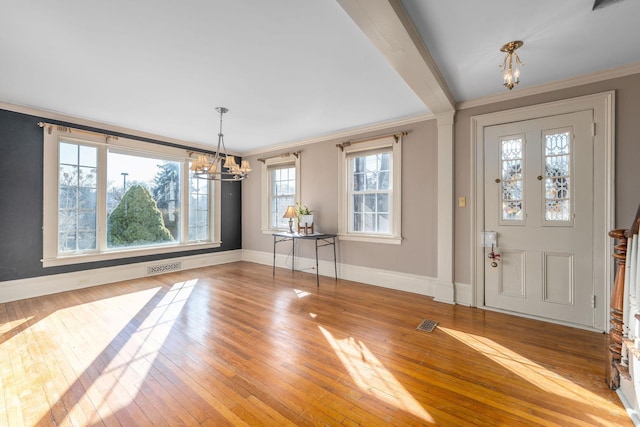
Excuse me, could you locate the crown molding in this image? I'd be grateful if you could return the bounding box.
[0,99,431,157]
[458,62,640,110]
[0,100,223,155]
[242,111,434,157]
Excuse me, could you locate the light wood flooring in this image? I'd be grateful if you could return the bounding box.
[0,262,630,426]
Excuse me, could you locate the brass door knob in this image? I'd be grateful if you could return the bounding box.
[537,175,543,181]
[495,178,501,183]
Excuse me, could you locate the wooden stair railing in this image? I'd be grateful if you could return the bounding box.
[608,204,640,389]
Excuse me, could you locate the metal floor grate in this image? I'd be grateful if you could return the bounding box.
[416,319,438,333]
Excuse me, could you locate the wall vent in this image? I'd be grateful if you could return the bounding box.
[147,261,182,276]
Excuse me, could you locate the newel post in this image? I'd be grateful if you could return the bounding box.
[608,229,627,389]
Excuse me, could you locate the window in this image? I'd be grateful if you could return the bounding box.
[189,172,210,241]
[43,126,221,267]
[349,151,391,233]
[544,128,572,224]
[500,135,524,222]
[270,166,296,229]
[261,154,300,232]
[338,135,402,244]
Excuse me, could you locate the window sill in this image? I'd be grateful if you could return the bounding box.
[42,241,222,267]
[337,233,402,245]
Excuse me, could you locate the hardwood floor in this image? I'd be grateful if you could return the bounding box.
[0,261,630,426]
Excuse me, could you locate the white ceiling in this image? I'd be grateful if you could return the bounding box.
[1,0,639,153]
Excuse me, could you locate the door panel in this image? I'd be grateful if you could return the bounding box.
[499,250,525,298]
[483,111,593,327]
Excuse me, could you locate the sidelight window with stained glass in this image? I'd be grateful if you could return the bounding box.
[500,136,524,222]
[544,129,572,222]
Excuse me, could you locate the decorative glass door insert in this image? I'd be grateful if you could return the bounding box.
[543,128,572,223]
[500,136,524,222]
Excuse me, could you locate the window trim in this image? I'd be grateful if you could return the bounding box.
[338,135,402,244]
[261,155,300,233]
[42,126,222,267]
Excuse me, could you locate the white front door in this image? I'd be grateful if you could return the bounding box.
[483,110,596,327]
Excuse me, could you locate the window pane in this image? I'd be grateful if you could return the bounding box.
[353,173,364,191]
[353,213,362,231]
[77,232,96,250]
[380,153,390,171]
[377,214,389,233]
[364,213,375,232]
[59,142,78,165]
[502,201,523,221]
[378,171,390,190]
[79,145,97,167]
[107,153,180,248]
[366,172,377,191]
[377,194,389,213]
[353,194,363,213]
[365,194,376,213]
[58,143,97,253]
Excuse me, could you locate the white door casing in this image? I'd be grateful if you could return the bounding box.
[472,92,614,332]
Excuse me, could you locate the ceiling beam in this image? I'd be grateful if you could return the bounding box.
[337,0,456,114]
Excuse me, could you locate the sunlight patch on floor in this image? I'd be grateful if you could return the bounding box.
[0,316,32,335]
[83,279,197,423]
[319,326,434,423]
[294,289,311,298]
[439,326,615,409]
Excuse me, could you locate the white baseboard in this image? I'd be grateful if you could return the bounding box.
[433,281,455,304]
[454,282,473,306]
[0,250,242,304]
[1,249,456,305]
[242,249,436,296]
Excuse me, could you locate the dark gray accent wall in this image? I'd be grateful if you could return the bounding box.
[0,108,242,282]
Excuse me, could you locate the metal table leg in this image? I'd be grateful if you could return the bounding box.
[315,238,320,286]
[333,237,337,281]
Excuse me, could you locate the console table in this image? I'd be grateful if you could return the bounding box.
[272,232,337,286]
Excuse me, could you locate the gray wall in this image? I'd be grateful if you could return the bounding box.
[242,119,439,277]
[454,72,640,285]
[243,72,640,288]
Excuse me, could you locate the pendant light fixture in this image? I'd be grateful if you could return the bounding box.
[190,107,252,181]
[500,40,524,90]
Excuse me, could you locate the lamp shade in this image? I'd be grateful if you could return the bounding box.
[283,206,297,219]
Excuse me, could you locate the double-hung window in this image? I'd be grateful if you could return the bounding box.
[261,154,300,232]
[338,135,402,244]
[43,125,221,267]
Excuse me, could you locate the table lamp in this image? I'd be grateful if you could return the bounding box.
[283,206,297,233]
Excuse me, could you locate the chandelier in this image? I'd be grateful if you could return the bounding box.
[190,107,252,181]
[500,40,524,90]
